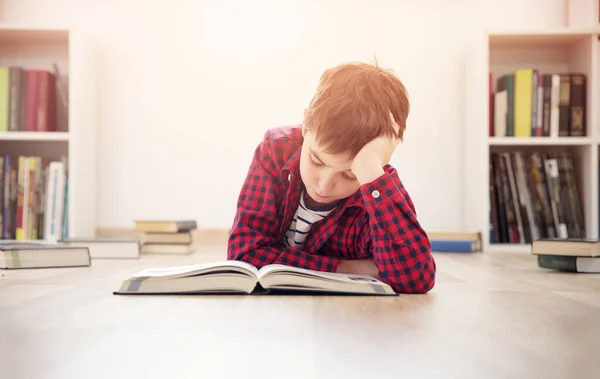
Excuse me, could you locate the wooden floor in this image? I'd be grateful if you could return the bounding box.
[1,246,599,379]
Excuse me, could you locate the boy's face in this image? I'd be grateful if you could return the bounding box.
[299,128,361,207]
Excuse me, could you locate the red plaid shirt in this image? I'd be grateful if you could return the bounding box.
[227,125,436,293]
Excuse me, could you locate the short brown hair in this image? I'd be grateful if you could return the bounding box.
[303,60,410,157]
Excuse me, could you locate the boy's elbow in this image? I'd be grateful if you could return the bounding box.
[386,255,436,294]
[408,269,436,294]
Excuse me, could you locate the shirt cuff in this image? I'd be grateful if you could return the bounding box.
[359,169,398,205]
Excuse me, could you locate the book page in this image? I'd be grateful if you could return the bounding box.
[258,264,380,283]
[128,260,259,280]
[257,264,395,294]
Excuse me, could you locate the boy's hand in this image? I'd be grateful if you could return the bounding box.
[337,258,380,279]
[351,121,401,185]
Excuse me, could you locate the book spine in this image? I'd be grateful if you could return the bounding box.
[16,157,25,240]
[550,74,560,137]
[538,255,600,273]
[531,70,538,136]
[430,239,479,253]
[0,156,3,236]
[24,70,39,132]
[0,67,9,132]
[558,74,570,136]
[538,255,577,271]
[542,74,552,136]
[8,67,23,131]
[2,156,8,239]
[514,69,533,137]
[569,73,586,137]
[536,74,543,136]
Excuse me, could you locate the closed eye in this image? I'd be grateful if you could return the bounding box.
[309,154,355,180]
[309,155,324,167]
[342,172,356,180]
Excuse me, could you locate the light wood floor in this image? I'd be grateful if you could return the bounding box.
[1,246,599,379]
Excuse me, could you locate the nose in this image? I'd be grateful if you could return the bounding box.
[317,172,335,194]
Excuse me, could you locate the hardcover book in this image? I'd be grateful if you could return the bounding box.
[114,260,397,296]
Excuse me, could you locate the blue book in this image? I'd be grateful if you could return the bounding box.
[430,239,480,253]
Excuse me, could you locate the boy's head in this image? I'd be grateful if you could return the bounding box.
[299,60,410,207]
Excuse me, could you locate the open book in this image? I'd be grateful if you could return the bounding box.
[114,260,397,296]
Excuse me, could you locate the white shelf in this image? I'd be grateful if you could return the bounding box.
[464,26,599,253]
[0,26,97,240]
[0,132,69,142]
[488,137,592,146]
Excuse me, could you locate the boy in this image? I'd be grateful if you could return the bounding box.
[227,61,436,294]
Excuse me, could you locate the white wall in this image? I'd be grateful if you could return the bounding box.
[0,0,569,231]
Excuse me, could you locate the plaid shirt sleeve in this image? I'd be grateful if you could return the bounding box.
[227,136,341,273]
[359,170,436,293]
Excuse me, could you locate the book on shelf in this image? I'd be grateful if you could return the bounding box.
[0,155,69,241]
[489,151,584,244]
[0,65,64,133]
[489,70,585,138]
[114,260,397,296]
[0,241,90,269]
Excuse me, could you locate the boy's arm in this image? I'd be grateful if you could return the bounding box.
[342,124,435,294]
[354,170,436,294]
[227,139,340,272]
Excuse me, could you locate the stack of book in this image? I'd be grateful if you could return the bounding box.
[532,238,600,273]
[135,219,196,255]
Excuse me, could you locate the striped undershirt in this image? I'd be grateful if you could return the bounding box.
[283,190,339,249]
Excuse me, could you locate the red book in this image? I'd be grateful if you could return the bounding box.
[24,70,39,132]
[36,71,57,131]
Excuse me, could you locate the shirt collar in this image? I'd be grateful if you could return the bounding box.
[280,147,301,181]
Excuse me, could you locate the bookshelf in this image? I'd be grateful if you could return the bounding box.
[464,23,599,253]
[0,24,96,241]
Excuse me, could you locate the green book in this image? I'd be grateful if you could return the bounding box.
[0,67,9,132]
[538,254,600,273]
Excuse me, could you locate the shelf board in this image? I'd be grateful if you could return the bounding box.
[488,137,592,146]
[0,23,69,44]
[487,244,532,253]
[0,132,69,142]
[487,28,599,47]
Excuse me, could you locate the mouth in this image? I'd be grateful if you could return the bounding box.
[312,189,330,199]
